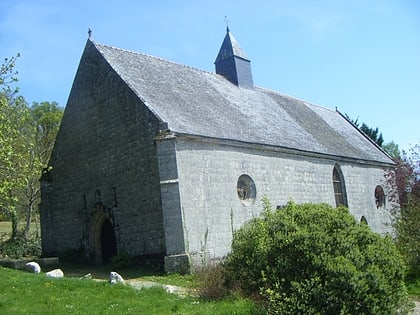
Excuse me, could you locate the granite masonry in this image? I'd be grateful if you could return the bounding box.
[40,28,395,273]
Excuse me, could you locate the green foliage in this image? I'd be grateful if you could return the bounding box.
[387,144,420,278]
[394,203,420,279]
[383,141,401,159]
[20,101,63,240]
[345,114,384,147]
[360,123,384,147]
[0,267,260,314]
[0,235,41,258]
[406,278,420,298]
[0,54,20,96]
[29,101,63,162]
[0,55,32,239]
[0,55,63,241]
[224,199,413,314]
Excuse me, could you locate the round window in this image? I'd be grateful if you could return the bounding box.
[237,174,256,204]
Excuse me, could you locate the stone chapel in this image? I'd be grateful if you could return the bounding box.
[40,28,394,273]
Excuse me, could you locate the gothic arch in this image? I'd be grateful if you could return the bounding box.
[89,204,117,264]
[374,185,386,209]
[332,165,348,207]
[360,215,368,225]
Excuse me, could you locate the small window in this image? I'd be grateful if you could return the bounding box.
[332,165,348,207]
[360,216,368,225]
[374,185,385,209]
[237,174,256,204]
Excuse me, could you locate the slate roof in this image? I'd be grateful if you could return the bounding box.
[215,27,250,63]
[92,40,393,165]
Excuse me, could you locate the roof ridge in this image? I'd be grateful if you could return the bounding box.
[94,41,216,76]
[256,86,337,113]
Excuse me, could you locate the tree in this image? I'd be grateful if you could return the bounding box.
[21,102,63,239]
[0,54,32,239]
[224,199,413,314]
[386,144,420,278]
[360,123,384,147]
[0,55,63,241]
[345,114,384,147]
[0,54,20,98]
[383,141,401,159]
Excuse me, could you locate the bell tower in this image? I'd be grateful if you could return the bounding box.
[214,27,254,88]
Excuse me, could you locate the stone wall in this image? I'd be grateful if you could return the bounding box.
[155,134,189,272]
[40,41,165,260]
[173,137,392,268]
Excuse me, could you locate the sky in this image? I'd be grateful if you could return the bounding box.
[1,0,419,152]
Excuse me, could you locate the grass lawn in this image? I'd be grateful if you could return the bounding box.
[0,221,38,241]
[58,261,197,288]
[407,279,420,301]
[0,267,260,314]
[1,221,418,312]
[0,221,10,233]
[0,218,260,314]
[0,222,12,241]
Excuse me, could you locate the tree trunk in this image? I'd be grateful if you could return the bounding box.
[11,210,18,240]
[34,211,40,239]
[24,203,33,241]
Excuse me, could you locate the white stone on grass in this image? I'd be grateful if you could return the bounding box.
[25,261,41,273]
[80,273,92,280]
[46,268,64,278]
[109,271,125,285]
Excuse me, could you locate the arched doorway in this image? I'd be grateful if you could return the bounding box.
[100,219,117,264]
[89,203,118,265]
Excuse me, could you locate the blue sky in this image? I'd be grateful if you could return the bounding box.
[1,0,419,151]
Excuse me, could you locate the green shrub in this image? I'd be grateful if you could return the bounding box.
[0,235,41,258]
[393,197,420,279]
[196,264,228,300]
[224,198,414,314]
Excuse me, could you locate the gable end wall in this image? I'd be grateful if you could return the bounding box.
[40,42,165,260]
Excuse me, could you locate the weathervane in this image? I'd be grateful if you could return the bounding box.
[224,16,230,32]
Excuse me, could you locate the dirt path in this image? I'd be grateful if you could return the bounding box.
[126,279,196,297]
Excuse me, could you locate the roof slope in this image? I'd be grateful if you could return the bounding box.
[92,40,392,165]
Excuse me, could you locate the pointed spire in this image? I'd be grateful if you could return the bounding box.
[215,27,254,88]
[215,28,249,64]
[225,16,230,33]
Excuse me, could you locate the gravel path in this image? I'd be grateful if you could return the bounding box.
[126,279,196,297]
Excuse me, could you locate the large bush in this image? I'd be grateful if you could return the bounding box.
[386,144,420,279]
[224,199,413,314]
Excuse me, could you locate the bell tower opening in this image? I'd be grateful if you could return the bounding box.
[100,219,117,264]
